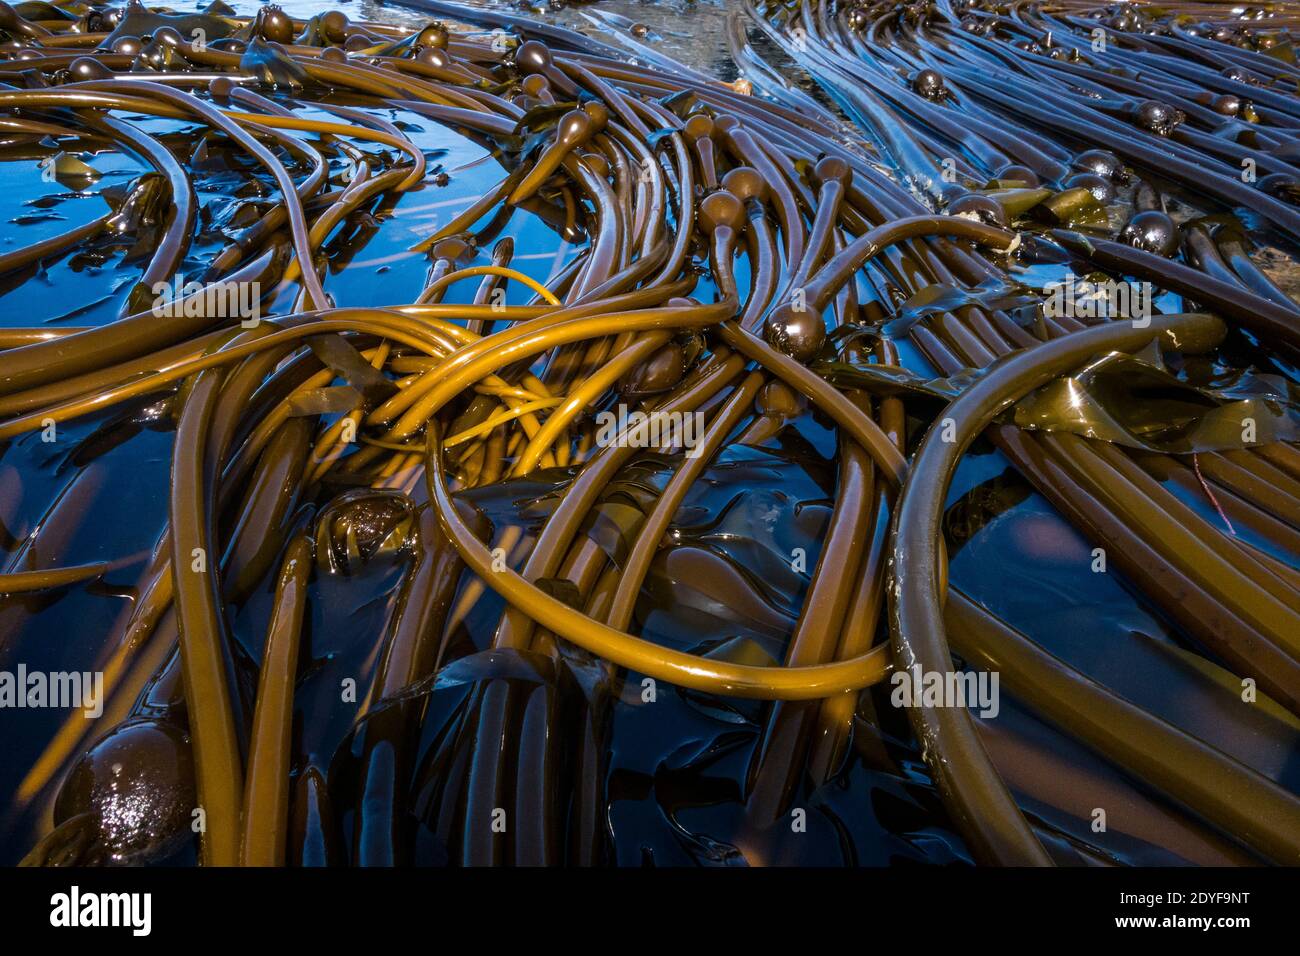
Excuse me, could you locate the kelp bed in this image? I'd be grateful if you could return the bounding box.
[0,0,1298,867]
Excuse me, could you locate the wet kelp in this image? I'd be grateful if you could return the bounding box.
[735,0,1300,862]
[0,0,1297,867]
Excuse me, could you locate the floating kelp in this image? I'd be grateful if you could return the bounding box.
[1013,346,1300,453]
[736,0,1300,864]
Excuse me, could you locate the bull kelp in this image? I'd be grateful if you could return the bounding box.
[0,0,1297,868]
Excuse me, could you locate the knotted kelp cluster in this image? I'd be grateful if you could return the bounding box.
[0,0,1297,867]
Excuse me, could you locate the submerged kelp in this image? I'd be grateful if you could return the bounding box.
[0,0,1296,868]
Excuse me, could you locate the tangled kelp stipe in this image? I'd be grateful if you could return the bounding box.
[0,0,1297,867]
